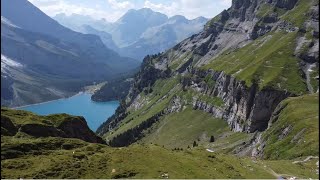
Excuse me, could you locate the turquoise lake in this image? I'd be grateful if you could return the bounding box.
[16,93,119,131]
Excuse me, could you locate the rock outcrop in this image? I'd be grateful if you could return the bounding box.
[1,109,105,144]
[189,69,291,132]
[1,115,17,136]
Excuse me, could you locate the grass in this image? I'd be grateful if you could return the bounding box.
[280,0,314,27]
[104,72,226,146]
[207,132,252,153]
[256,3,274,17]
[262,93,319,160]
[1,101,318,179]
[2,133,318,179]
[205,14,222,28]
[169,52,193,70]
[178,89,224,107]
[203,31,307,95]
[139,106,229,148]
[104,77,180,140]
[256,3,287,18]
[1,108,76,127]
[264,158,319,179]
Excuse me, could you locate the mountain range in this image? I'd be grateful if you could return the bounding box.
[53,9,208,60]
[1,0,139,107]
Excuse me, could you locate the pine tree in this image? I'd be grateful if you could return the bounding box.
[193,141,197,147]
[210,135,215,142]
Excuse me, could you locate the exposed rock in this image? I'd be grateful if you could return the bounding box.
[278,125,293,140]
[191,69,291,133]
[272,0,299,10]
[58,116,105,144]
[1,115,17,136]
[251,133,265,158]
[165,96,182,113]
[291,128,306,143]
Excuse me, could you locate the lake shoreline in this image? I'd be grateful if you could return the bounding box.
[12,81,108,109]
[13,93,119,131]
[13,91,86,109]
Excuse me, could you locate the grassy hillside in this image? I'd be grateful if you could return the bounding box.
[201,0,319,95]
[139,106,229,148]
[1,104,319,179]
[103,77,180,140]
[2,108,77,127]
[261,93,319,160]
[1,135,318,179]
[203,31,307,95]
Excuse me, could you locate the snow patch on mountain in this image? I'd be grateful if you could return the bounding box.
[1,16,20,28]
[1,54,23,74]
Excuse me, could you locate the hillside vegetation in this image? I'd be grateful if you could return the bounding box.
[1,108,318,179]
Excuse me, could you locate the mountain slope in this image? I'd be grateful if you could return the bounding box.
[254,93,319,160]
[110,8,169,48]
[118,15,208,60]
[80,25,119,52]
[1,0,138,72]
[1,108,318,179]
[52,14,118,52]
[96,0,319,162]
[53,13,112,33]
[1,0,139,107]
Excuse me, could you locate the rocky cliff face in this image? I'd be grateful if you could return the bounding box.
[190,69,291,132]
[97,0,319,148]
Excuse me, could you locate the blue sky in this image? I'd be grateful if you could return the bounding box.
[28,0,232,22]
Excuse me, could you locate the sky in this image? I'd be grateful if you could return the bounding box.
[27,0,232,22]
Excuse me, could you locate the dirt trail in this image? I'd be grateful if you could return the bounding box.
[305,63,316,93]
[292,156,319,164]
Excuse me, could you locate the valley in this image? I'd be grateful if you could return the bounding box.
[1,0,319,179]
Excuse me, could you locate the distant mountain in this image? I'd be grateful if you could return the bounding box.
[54,8,208,60]
[110,8,169,48]
[119,15,208,59]
[53,13,113,34]
[80,25,119,52]
[52,14,118,52]
[1,0,139,107]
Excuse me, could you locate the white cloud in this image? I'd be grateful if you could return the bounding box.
[28,0,137,22]
[144,0,179,16]
[108,0,135,10]
[28,0,116,21]
[220,0,232,6]
[144,0,231,19]
[28,0,232,22]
